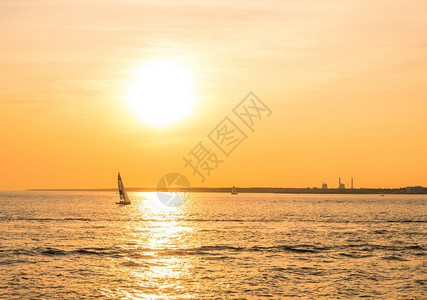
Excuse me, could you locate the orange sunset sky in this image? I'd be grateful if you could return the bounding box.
[1,0,426,190]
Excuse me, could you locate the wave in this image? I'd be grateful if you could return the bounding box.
[40,248,67,256]
[0,247,121,258]
[338,252,373,259]
[0,217,93,222]
[187,218,427,224]
[386,220,426,223]
[345,244,425,252]
[0,245,323,258]
[382,255,408,261]
[250,245,328,253]
[373,230,389,234]
[2,216,425,224]
[0,243,424,259]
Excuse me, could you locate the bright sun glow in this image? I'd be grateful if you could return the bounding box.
[125,60,196,127]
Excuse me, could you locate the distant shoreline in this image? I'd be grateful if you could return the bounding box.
[26,187,426,194]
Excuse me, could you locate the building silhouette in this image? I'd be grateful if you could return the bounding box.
[339,177,345,189]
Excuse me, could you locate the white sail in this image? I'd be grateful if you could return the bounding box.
[117,172,131,204]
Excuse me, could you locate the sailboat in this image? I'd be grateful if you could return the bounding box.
[231,185,238,195]
[116,172,131,205]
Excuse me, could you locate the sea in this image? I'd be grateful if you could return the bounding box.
[0,191,425,299]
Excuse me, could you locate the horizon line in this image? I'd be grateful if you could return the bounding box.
[19,185,425,191]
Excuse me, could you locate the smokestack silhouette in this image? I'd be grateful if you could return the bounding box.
[351,177,354,189]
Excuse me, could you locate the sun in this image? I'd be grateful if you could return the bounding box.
[125,60,196,127]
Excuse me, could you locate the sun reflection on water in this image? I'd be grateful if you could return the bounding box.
[117,192,196,298]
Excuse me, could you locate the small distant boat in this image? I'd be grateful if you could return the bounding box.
[116,172,131,205]
[231,185,238,195]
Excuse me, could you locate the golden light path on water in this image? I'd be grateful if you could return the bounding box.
[111,192,197,299]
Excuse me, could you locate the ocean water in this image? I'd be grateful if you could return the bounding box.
[0,191,425,299]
